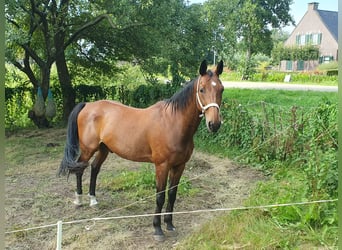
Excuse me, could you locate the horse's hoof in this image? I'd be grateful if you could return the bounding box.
[89,200,98,206]
[73,201,83,207]
[153,234,166,242]
[88,194,98,206]
[166,226,177,237]
[166,225,176,232]
[74,192,82,206]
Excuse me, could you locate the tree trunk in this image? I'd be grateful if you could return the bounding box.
[241,29,253,81]
[55,51,76,121]
[28,64,51,128]
[40,65,51,99]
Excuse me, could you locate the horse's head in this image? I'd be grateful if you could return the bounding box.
[196,60,224,132]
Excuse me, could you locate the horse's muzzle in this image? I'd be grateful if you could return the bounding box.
[208,121,221,133]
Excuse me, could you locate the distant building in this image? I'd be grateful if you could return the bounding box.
[280,2,338,71]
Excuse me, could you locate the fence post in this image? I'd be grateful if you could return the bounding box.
[56,221,63,250]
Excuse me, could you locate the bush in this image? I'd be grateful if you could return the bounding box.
[196,98,337,182]
[250,70,337,84]
[5,88,33,129]
[317,61,338,71]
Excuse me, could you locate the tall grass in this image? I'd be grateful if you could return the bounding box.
[185,89,338,249]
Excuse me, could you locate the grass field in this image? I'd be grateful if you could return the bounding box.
[186,89,338,249]
[5,88,338,249]
[223,88,338,107]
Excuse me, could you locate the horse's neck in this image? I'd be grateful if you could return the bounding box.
[180,96,202,136]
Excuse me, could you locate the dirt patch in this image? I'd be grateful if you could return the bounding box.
[5,129,265,249]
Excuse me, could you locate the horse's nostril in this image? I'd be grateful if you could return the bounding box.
[209,121,214,130]
[213,121,221,132]
[208,121,221,132]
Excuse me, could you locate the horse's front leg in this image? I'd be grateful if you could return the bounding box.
[164,164,185,232]
[153,164,168,241]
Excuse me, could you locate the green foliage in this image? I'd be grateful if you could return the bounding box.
[5,89,33,129]
[272,43,320,62]
[237,55,257,80]
[5,62,184,129]
[250,70,337,84]
[303,148,337,199]
[188,90,337,249]
[196,92,337,172]
[129,83,179,108]
[6,0,211,121]
[317,62,338,76]
[317,61,338,71]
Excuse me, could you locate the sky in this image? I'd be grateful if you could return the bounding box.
[188,0,338,33]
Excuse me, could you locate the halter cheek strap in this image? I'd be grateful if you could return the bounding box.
[196,77,220,117]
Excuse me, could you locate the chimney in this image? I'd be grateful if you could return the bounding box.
[308,2,319,11]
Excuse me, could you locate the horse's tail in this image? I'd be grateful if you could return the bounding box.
[58,102,88,176]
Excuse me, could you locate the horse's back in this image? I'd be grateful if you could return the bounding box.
[77,100,165,161]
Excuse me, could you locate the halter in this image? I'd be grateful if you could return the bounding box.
[196,76,220,117]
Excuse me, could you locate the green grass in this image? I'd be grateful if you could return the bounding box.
[220,70,338,86]
[176,210,300,250]
[194,89,337,159]
[223,88,338,108]
[99,164,198,200]
[176,166,338,249]
[186,89,338,249]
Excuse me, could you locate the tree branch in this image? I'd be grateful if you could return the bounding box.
[64,14,109,49]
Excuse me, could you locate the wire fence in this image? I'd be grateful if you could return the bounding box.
[5,199,338,250]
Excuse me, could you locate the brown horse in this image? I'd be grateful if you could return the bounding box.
[58,60,224,240]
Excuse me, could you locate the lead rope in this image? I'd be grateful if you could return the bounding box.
[196,77,221,117]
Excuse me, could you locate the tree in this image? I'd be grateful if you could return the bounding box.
[6,0,210,128]
[203,0,239,66]
[6,0,108,125]
[236,0,294,79]
[203,0,294,78]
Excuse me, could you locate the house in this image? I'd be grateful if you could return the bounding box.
[281,2,338,71]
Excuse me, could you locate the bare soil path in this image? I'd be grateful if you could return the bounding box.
[5,128,264,249]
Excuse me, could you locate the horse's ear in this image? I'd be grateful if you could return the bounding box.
[199,60,207,76]
[215,60,224,76]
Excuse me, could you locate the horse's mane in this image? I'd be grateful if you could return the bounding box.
[163,79,196,113]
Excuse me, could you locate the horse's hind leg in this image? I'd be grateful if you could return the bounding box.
[164,163,185,232]
[88,143,109,206]
[74,172,84,206]
[73,151,94,206]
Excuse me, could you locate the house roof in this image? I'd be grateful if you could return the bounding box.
[317,10,338,41]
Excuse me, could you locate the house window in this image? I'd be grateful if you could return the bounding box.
[286,60,293,70]
[319,56,334,64]
[297,60,304,71]
[312,33,322,45]
[295,35,300,45]
[324,56,333,63]
[296,33,322,45]
[305,34,311,45]
[300,35,305,45]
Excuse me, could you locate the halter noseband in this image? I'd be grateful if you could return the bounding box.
[196,76,220,117]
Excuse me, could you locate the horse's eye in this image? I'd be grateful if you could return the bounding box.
[200,88,204,93]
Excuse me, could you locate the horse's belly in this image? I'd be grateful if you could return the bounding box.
[103,135,153,163]
[113,146,153,163]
